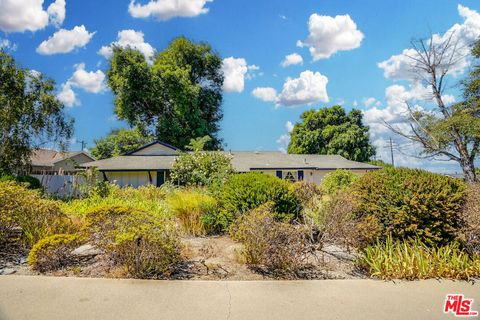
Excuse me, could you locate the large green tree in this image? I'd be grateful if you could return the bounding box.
[107,37,224,150]
[0,51,73,174]
[90,128,152,160]
[288,105,375,162]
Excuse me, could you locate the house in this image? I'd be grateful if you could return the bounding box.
[29,149,95,175]
[80,141,379,187]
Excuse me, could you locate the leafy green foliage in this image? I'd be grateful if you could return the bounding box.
[367,160,393,169]
[230,204,309,277]
[0,51,73,174]
[166,189,218,236]
[0,181,72,246]
[220,172,301,226]
[358,236,480,280]
[170,150,234,188]
[90,128,151,160]
[320,169,358,195]
[0,174,41,189]
[28,234,82,272]
[84,205,181,278]
[288,106,375,162]
[107,37,224,150]
[351,167,466,246]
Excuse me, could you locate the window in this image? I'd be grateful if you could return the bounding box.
[283,171,297,182]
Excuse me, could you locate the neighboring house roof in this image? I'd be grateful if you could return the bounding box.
[30,149,94,167]
[125,141,180,155]
[81,150,379,172]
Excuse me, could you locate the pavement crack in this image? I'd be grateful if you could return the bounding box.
[225,282,232,320]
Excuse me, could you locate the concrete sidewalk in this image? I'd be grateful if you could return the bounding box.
[0,276,478,320]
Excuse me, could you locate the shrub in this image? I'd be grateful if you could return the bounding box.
[291,181,322,207]
[0,181,72,246]
[358,236,480,280]
[320,169,358,195]
[166,189,218,236]
[84,205,181,278]
[28,234,82,272]
[351,167,466,246]
[220,172,301,226]
[230,204,309,277]
[0,174,42,189]
[459,183,480,254]
[170,151,234,188]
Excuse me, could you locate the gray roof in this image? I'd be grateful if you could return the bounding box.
[81,151,379,172]
[31,149,94,167]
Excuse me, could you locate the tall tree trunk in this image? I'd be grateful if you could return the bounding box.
[460,157,477,183]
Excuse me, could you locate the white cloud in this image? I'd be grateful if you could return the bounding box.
[252,87,277,102]
[363,97,381,108]
[0,38,16,51]
[441,94,456,105]
[277,70,329,106]
[98,29,155,60]
[378,5,480,80]
[57,83,79,107]
[47,0,65,26]
[0,0,65,32]
[297,13,364,60]
[57,63,106,106]
[128,0,212,20]
[222,57,248,93]
[276,121,295,153]
[36,25,95,55]
[281,53,303,67]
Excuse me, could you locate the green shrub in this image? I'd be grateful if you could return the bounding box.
[28,234,82,272]
[320,169,358,195]
[219,172,301,226]
[166,189,218,236]
[230,204,309,277]
[170,151,234,188]
[0,175,42,189]
[351,167,466,246]
[358,236,480,280]
[0,181,72,246]
[84,205,181,278]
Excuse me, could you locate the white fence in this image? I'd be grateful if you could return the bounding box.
[32,174,84,197]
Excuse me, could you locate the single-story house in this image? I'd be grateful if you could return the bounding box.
[29,149,95,175]
[80,141,379,187]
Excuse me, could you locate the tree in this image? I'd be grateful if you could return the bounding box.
[170,136,234,187]
[90,128,152,160]
[288,105,375,162]
[387,35,479,182]
[0,51,73,174]
[107,37,224,150]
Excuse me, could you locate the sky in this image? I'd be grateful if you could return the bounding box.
[1,0,479,173]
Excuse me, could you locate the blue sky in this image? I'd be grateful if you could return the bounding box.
[1,0,479,173]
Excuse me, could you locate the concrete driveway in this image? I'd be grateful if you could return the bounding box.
[0,276,478,320]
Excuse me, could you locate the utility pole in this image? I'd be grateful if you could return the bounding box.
[389,137,394,167]
[80,140,86,151]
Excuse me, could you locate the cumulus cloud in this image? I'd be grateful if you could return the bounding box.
[297,13,364,60]
[0,0,66,32]
[98,29,155,60]
[281,53,303,67]
[222,57,248,93]
[277,70,329,106]
[0,38,17,51]
[276,121,294,153]
[378,5,480,80]
[252,87,277,102]
[36,25,95,55]
[57,63,106,107]
[363,97,381,108]
[128,0,212,20]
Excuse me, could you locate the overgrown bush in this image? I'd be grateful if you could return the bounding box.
[28,234,82,272]
[459,183,480,254]
[291,181,322,207]
[166,189,218,236]
[0,174,42,189]
[84,205,181,278]
[320,169,358,195]
[358,236,480,280]
[170,151,234,188]
[219,172,301,227]
[351,167,466,246]
[0,181,72,246]
[230,204,309,277]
